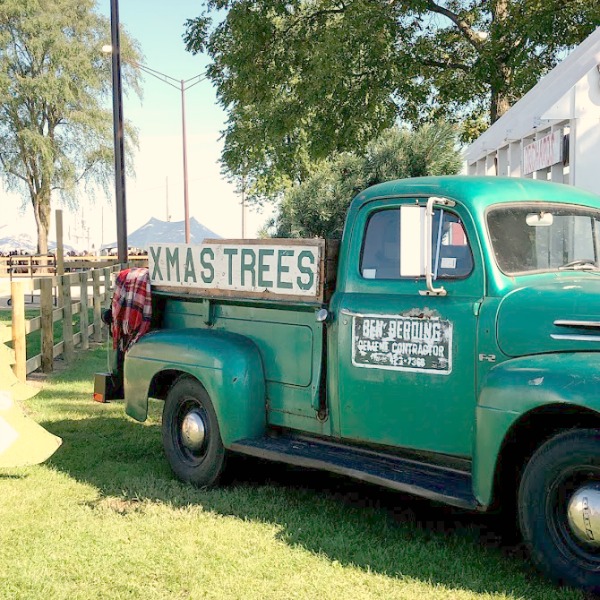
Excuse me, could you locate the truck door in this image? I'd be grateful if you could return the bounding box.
[331,198,483,458]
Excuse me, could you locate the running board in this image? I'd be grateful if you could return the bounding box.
[230,435,478,510]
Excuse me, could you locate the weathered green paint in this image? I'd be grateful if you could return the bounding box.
[124,329,265,446]
[151,296,329,437]
[329,195,484,456]
[474,353,600,504]
[496,276,600,356]
[125,176,600,512]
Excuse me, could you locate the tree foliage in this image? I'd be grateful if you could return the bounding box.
[184,0,599,200]
[0,0,141,254]
[270,122,462,238]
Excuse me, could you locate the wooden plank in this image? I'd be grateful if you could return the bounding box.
[64,259,117,270]
[150,239,327,302]
[18,275,59,291]
[72,302,81,316]
[25,316,41,334]
[324,239,340,302]
[11,281,26,382]
[26,355,41,375]
[153,285,323,305]
[204,238,324,247]
[79,271,89,350]
[53,340,64,358]
[40,278,54,373]
[59,271,81,285]
[61,274,74,363]
[63,257,147,270]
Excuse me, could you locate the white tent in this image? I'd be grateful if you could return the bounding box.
[101,216,221,251]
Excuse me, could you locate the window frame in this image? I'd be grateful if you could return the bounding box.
[359,206,475,282]
[484,201,600,277]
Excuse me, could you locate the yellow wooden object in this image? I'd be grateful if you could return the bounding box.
[0,336,62,468]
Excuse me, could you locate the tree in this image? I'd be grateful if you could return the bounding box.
[0,0,141,254]
[184,0,599,198]
[271,122,462,238]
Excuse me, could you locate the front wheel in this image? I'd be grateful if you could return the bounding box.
[519,429,600,592]
[162,376,226,487]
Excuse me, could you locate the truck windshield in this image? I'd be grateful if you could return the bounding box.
[487,204,600,275]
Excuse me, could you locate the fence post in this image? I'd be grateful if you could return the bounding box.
[40,278,54,373]
[62,274,74,363]
[55,210,64,307]
[92,269,102,342]
[11,281,26,382]
[79,271,89,351]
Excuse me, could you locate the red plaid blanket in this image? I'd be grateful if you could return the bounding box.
[111,268,152,351]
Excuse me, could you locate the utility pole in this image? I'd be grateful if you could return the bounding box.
[181,80,190,242]
[109,0,128,264]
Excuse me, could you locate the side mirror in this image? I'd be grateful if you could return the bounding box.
[400,205,427,277]
[397,199,456,291]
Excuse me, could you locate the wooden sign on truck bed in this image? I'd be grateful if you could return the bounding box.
[149,239,339,303]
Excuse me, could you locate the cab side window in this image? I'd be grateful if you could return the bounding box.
[361,210,400,279]
[360,208,473,280]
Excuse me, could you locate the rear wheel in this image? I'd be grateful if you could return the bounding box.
[162,376,225,487]
[519,429,600,592]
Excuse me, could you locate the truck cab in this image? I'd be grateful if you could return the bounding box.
[112,176,600,592]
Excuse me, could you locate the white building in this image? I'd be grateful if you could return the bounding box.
[466,27,600,196]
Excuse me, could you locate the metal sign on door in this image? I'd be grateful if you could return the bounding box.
[352,314,453,374]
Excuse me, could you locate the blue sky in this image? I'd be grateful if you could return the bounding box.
[2,0,273,250]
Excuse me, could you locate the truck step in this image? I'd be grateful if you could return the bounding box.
[229,435,478,510]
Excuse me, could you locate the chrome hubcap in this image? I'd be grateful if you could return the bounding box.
[566,484,600,547]
[180,410,206,452]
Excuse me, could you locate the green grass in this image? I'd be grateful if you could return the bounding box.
[0,308,94,358]
[0,348,586,599]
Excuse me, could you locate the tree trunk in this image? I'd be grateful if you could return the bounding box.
[32,190,52,256]
[490,74,511,123]
[489,0,511,123]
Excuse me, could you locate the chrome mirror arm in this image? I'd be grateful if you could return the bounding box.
[419,196,455,297]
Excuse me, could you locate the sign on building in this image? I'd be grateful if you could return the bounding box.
[523,131,563,175]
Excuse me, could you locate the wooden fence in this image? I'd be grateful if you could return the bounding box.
[0,255,147,277]
[0,264,125,380]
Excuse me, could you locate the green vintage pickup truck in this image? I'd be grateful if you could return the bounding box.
[105,176,600,591]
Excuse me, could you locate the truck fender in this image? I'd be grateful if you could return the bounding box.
[124,328,266,446]
[473,353,600,507]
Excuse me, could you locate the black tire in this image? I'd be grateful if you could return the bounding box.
[162,376,226,487]
[519,429,600,592]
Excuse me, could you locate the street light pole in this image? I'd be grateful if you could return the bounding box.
[181,79,190,243]
[101,46,205,245]
[132,64,204,243]
[109,0,127,264]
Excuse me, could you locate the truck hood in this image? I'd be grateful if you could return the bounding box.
[496,275,600,357]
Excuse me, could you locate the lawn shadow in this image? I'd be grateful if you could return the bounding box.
[44,415,577,599]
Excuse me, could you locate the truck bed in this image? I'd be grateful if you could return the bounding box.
[157,293,329,435]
